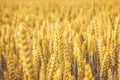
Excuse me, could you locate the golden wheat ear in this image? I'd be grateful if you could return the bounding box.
[17,22,34,80]
[84,63,95,80]
[117,40,120,80]
[100,52,109,80]
[32,38,40,80]
[63,41,72,80]
[74,34,85,80]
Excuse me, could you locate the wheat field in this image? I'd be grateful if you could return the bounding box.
[0,0,120,80]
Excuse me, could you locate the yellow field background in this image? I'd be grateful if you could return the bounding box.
[0,0,120,80]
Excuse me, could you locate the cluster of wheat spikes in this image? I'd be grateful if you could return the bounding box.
[0,0,120,80]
